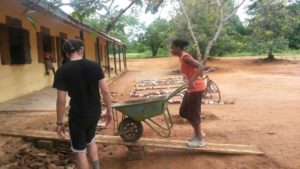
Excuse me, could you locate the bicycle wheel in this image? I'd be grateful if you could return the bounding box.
[205,80,221,103]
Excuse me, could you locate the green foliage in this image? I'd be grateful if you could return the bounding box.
[127,39,147,53]
[45,0,300,58]
[127,49,168,59]
[69,0,165,32]
[286,1,300,49]
[226,49,300,57]
[247,0,297,58]
[168,0,245,57]
[70,0,107,22]
[141,18,170,57]
[71,7,145,45]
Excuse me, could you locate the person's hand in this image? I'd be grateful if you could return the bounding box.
[56,124,65,139]
[105,109,113,127]
[187,81,195,88]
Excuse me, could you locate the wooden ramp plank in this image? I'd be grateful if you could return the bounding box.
[0,130,263,155]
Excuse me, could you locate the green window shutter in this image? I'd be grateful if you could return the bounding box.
[0,24,11,65]
[22,29,31,64]
[36,32,44,63]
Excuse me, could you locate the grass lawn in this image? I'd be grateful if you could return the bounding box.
[126,49,169,59]
[224,50,300,57]
[127,50,300,59]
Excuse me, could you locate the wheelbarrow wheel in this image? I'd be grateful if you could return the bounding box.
[118,117,143,142]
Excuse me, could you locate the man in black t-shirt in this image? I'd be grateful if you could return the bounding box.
[53,39,112,169]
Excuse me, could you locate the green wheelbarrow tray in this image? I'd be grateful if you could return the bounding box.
[112,85,187,142]
[113,96,167,121]
[112,85,186,121]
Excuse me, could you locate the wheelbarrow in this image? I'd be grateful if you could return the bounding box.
[112,85,187,142]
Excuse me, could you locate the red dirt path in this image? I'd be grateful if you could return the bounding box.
[0,56,299,169]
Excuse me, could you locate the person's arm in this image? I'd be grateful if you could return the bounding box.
[183,55,205,87]
[99,79,113,126]
[56,90,66,138]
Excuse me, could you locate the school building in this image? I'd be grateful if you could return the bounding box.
[0,0,127,103]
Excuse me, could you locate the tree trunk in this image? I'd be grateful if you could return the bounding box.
[178,0,202,61]
[268,49,275,60]
[203,18,224,65]
[151,44,158,57]
[153,50,158,57]
[202,0,246,65]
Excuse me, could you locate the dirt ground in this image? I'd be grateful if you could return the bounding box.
[0,56,300,169]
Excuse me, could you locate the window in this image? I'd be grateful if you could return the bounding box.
[0,16,31,65]
[36,26,56,63]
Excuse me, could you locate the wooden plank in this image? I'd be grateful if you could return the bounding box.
[0,130,263,155]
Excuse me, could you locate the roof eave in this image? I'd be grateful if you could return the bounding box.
[24,0,126,46]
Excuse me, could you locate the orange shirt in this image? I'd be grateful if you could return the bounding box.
[179,51,206,93]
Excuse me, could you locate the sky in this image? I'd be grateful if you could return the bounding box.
[61,0,253,26]
[236,0,253,22]
[133,0,253,25]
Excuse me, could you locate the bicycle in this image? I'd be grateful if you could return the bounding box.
[202,67,221,103]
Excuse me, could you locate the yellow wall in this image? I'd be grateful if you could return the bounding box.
[0,0,108,103]
[100,38,107,66]
[83,32,97,61]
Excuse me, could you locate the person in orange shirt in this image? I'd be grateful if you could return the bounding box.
[171,39,206,147]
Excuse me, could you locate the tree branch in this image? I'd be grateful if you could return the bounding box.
[203,0,223,62]
[151,0,165,14]
[105,0,115,16]
[203,0,246,63]
[223,0,246,22]
[178,0,202,61]
[106,0,138,32]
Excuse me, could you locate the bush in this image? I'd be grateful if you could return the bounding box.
[126,48,169,59]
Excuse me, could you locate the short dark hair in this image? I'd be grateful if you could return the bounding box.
[172,39,189,50]
[63,39,84,54]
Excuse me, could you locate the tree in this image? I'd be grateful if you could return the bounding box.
[178,0,202,60]
[24,0,167,33]
[142,19,170,57]
[178,0,246,63]
[203,0,246,63]
[170,0,246,62]
[64,0,166,33]
[247,0,296,60]
[286,1,300,49]
[68,0,144,32]
[83,15,141,44]
[210,16,250,56]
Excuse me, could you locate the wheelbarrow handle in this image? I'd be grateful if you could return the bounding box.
[165,84,187,101]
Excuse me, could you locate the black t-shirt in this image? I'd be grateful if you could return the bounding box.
[53,59,105,119]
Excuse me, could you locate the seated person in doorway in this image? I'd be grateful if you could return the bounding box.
[44,47,56,75]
